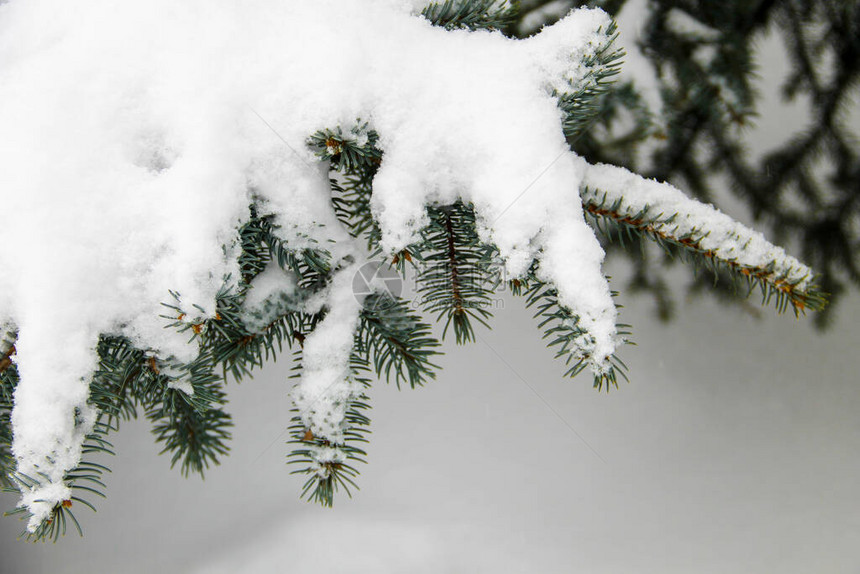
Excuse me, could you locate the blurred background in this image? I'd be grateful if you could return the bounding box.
[3,285,858,573]
[2,0,859,572]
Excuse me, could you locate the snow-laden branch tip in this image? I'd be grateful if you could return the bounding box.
[581,162,820,311]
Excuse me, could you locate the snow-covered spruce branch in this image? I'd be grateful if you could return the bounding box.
[580,163,827,314]
[288,293,440,505]
[310,126,382,249]
[2,233,333,539]
[0,0,827,540]
[511,269,630,391]
[556,20,623,141]
[5,423,113,542]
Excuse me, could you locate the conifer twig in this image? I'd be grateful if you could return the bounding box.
[580,168,828,314]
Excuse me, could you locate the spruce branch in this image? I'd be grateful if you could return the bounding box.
[310,123,382,248]
[237,206,273,283]
[145,317,237,480]
[0,362,17,489]
[581,185,828,314]
[287,348,371,507]
[159,208,330,385]
[236,209,333,291]
[309,124,382,175]
[286,291,441,506]
[556,21,624,141]
[147,384,233,479]
[5,452,109,541]
[4,334,161,540]
[358,293,442,389]
[142,341,235,479]
[414,202,496,344]
[4,417,113,542]
[329,175,377,246]
[89,337,159,427]
[3,332,156,540]
[205,285,317,383]
[512,270,630,391]
[422,0,519,31]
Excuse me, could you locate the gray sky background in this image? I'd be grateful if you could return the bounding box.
[2,277,858,574]
[2,2,859,572]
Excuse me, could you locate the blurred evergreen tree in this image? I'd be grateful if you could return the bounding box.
[514,0,859,325]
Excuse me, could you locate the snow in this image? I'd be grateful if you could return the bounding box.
[582,162,814,288]
[291,262,366,449]
[0,0,814,530]
[241,263,301,334]
[166,378,195,397]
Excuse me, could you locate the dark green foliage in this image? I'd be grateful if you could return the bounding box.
[516,0,859,325]
[358,293,442,389]
[557,21,624,141]
[414,202,496,344]
[147,384,233,478]
[206,286,316,383]
[88,336,172,427]
[233,210,333,293]
[310,123,383,248]
[237,206,272,283]
[3,332,234,540]
[329,174,377,247]
[0,351,16,490]
[3,335,130,541]
[512,270,630,391]
[309,124,382,174]
[422,0,519,31]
